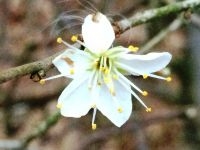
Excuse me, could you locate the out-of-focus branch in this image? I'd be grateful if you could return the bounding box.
[80,106,200,149]
[118,0,200,32]
[0,0,200,84]
[17,110,61,150]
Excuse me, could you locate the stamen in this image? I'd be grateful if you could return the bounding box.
[71,35,88,48]
[143,74,148,79]
[117,77,149,110]
[92,123,97,130]
[88,70,97,90]
[114,69,144,95]
[142,91,148,96]
[69,68,75,75]
[39,74,63,84]
[39,79,45,85]
[92,107,97,130]
[128,45,139,52]
[56,37,80,51]
[71,35,78,42]
[166,77,172,82]
[57,37,62,43]
[116,62,171,82]
[56,103,62,109]
[117,107,123,113]
[146,107,152,112]
[112,74,118,80]
[109,87,116,96]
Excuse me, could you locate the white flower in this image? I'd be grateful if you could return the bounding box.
[40,12,172,129]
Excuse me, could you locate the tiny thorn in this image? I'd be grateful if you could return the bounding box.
[143,74,148,79]
[142,91,148,96]
[128,45,139,52]
[71,35,78,42]
[56,103,62,109]
[39,79,45,85]
[146,107,152,112]
[166,77,172,82]
[92,123,97,130]
[117,107,123,113]
[57,37,62,43]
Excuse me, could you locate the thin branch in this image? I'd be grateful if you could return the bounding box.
[0,0,200,84]
[17,110,61,150]
[118,0,200,31]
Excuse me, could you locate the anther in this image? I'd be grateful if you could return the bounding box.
[71,35,78,42]
[92,123,97,130]
[117,107,123,113]
[104,68,110,75]
[146,107,152,112]
[109,88,116,96]
[69,68,75,75]
[91,104,96,109]
[166,77,172,82]
[142,91,148,96]
[143,74,148,79]
[56,103,62,109]
[112,74,118,80]
[128,45,139,52]
[104,77,110,83]
[57,37,62,44]
[39,79,45,85]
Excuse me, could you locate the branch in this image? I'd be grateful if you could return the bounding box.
[0,53,60,84]
[18,110,61,150]
[118,0,200,31]
[0,0,200,84]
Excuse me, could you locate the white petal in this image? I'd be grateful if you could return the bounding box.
[82,13,115,53]
[59,77,92,118]
[53,49,90,78]
[96,81,132,127]
[118,52,172,74]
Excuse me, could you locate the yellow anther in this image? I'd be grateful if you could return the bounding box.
[92,123,97,130]
[112,74,118,80]
[142,91,148,96]
[100,67,105,71]
[57,37,62,43]
[71,35,78,42]
[117,107,123,113]
[109,88,116,96]
[166,77,172,82]
[91,104,96,109]
[128,45,139,52]
[104,77,110,83]
[69,68,75,75]
[143,74,148,79]
[146,107,152,112]
[104,68,110,75]
[56,103,62,109]
[39,79,45,85]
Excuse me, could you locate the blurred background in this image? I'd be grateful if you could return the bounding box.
[0,0,200,150]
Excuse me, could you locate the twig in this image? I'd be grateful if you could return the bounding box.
[0,0,200,84]
[17,110,61,150]
[118,0,200,32]
[0,52,60,84]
